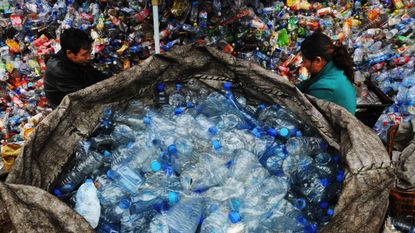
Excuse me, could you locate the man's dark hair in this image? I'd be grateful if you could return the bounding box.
[60,28,92,55]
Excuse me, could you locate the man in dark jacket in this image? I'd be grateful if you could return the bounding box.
[44,28,107,108]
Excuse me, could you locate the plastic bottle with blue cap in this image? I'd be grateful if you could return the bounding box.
[222,82,259,129]
[103,198,131,223]
[165,197,204,233]
[156,83,169,107]
[292,163,336,209]
[107,163,144,195]
[172,137,196,173]
[180,152,230,191]
[285,136,329,156]
[200,204,232,233]
[257,198,313,233]
[56,150,106,194]
[96,176,127,208]
[169,83,185,107]
[258,143,288,176]
[258,104,309,135]
[314,152,340,179]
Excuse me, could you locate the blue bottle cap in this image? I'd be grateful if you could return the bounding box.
[212,140,221,150]
[274,169,285,177]
[174,108,183,115]
[320,178,329,187]
[279,128,289,138]
[85,179,93,183]
[289,127,299,136]
[327,208,334,216]
[168,191,179,204]
[175,84,182,91]
[106,169,115,179]
[295,198,306,210]
[251,127,262,138]
[258,103,267,111]
[168,144,177,154]
[225,159,235,169]
[152,139,162,146]
[319,201,329,209]
[157,83,165,92]
[336,169,345,183]
[296,215,308,225]
[320,142,329,150]
[267,128,277,137]
[150,160,161,172]
[143,116,151,125]
[304,223,317,233]
[223,82,232,91]
[102,150,112,157]
[164,165,174,176]
[208,127,218,136]
[119,198,130,209]
[186,101,193,108]
[333,154,340,163]
[228,211,241,224]
[53,188,62,196]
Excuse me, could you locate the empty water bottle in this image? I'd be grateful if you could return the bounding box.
[166,197,204,233]
[259,143,288,176]
[258,199,317,233]
[111,124,136,145]
[169,84,185,107]
[103,198,130,223]
[231,150,269,192]
[286,136,329,156]
[55,150,106,194]
[107,163,144,195]
[97,179,127,208]
[200,204,233,233]
[181,153,231,192]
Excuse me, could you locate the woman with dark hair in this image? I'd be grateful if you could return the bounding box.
[297,31,356,114]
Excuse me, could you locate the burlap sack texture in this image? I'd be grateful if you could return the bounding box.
[0,45,394,233]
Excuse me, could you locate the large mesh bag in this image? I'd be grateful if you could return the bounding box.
[0,45,394,233]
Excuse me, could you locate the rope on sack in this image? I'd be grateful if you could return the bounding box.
[189,74,232,82]
[354,161,393,175]
[188,74,321,130]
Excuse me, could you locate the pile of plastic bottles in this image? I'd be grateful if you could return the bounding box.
[54,79,344,232]
[349,4,415,141]
[2,0,414,170]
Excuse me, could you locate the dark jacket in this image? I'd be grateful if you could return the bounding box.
[296,61,356,114]
[44,51,106,108]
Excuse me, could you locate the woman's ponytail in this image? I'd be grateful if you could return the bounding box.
[332,44,355,83]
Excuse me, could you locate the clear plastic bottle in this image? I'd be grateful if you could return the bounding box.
[258,143,288,176]
[166,197,204,233]
[107,163,145,195]
[180,152,231,191]
[168,83,185,107]
[285,136,328,156]
[55,151,106,194]
[102,198,130,223]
